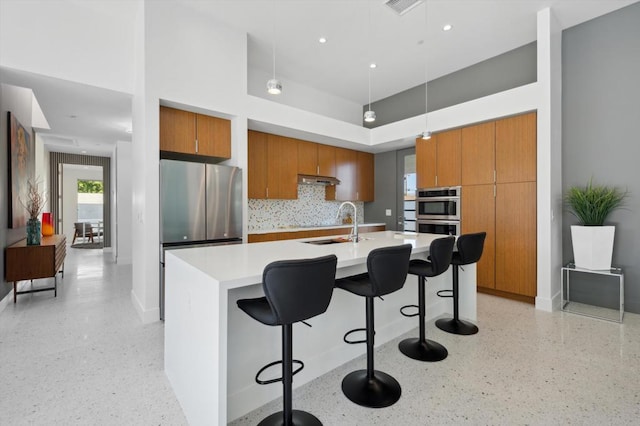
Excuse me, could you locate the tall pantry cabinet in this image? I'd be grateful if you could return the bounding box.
[461,112,537,301]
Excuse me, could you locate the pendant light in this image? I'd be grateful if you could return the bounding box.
[364,68,376,122]
[421,0,430,139]
[364,0,376,123]
[267,5,282,95]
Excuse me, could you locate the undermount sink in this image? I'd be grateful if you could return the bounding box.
[303,237,351,245]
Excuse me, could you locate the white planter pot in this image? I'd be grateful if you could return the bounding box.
[570,225,615,270]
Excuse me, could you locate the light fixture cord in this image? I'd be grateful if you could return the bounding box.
[424,0,428,130]
[272,4,276,79]
[368,0,372,110]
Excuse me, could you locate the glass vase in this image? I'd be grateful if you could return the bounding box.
[26,218,42,245]
[42,212,54,236]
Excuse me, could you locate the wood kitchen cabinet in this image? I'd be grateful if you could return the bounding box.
[495,181,537,297]
[248,225,385,243]
[461,184,496,290]
[248,130,298,199]
[459,111,537,302]
[496,112,537,184]
[462,121,495,185]
[416,135,436,188]
[160,106,231,159]
[325,148,374,202]
[416,128,461,189]
[327,147,357,201]
[356,151,374,202]
[298,141,336,177]
[248,130,268,198]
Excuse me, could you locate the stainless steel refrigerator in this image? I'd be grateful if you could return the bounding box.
[159,159,242,319]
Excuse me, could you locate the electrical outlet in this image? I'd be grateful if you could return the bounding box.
[385,209,392,217]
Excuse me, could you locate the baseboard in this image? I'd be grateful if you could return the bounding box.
[0,280,31,314]
[536,289,560,312]
[478,287,535,304]
[130,289,160,324]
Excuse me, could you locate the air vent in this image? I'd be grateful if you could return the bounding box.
[384,0,424,16]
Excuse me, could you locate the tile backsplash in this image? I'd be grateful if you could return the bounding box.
[248,185,364,232]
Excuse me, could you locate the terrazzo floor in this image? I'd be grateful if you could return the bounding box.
[1,248,639,425]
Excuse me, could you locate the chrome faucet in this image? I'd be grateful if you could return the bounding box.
[337,201,358,242]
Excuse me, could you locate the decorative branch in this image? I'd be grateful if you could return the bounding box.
[19,178,46,220]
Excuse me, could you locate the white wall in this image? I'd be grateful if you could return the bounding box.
[61,165,103,243]
[116,141,132,264]
[248,66,363,125]
[0,0,135,94]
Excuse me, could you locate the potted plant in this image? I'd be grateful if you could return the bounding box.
[565,179,626,270]
[20,178,45,245]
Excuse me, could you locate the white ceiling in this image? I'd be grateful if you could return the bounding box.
[198,0,638,104]
[2,0,637,156]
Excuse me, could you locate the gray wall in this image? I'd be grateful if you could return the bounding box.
[364,147,415,232]
[365,150,397,230]
[364,42,537,128]
[562,2,640,312]
[1,83,35,302]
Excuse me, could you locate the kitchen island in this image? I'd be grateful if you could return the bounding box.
[164,231,477,425]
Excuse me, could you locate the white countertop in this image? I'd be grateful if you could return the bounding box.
[249,222,386,234]
[168,230,440,290]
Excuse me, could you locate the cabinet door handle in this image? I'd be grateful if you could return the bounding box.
[317,165,319,175]
[493,185,496,198]
[195,138,199,154]
[266,187,269,198]
[493,170,496,183]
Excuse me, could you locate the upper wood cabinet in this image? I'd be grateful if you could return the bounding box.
[416,128,461,189]
[436,129,461,187]
[248,131,298,200]
[248,130,268,199]
[328,147,358,201]
[159,106,231,159]
[325,148,374,202]
[196,113,231,158]
[356,151,374,202]
[496,112,536,183]
[297,141,336,177]
[416,136,436,189]
[462,121,495,185]
[318,144,336,177]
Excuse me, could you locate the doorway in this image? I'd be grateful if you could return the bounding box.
[396,147,416,232]
[61,164,103,244]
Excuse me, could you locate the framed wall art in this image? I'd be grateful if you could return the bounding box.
[7,111,34,228]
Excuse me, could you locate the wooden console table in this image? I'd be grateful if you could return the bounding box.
[5,234,66,303]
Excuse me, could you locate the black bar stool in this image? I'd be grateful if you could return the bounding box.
[399,236,455,362]
[436,232,486,335]
[237,254,338,426]
[335,244,412,408]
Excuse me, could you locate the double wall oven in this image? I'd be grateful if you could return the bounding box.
[416,186,461,236]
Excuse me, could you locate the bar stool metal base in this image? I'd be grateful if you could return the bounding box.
[435,318,479,335]
[398,337,448,362]
[258,409,322,426]
[341,369,401,408]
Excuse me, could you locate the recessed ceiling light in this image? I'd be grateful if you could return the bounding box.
[370,63,377,69]
[69,115,77,119]
[318,37,327,44]
[81,150,87,154]
[443,24,453,31]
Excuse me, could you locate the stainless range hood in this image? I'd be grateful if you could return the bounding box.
[298,174,341,186]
